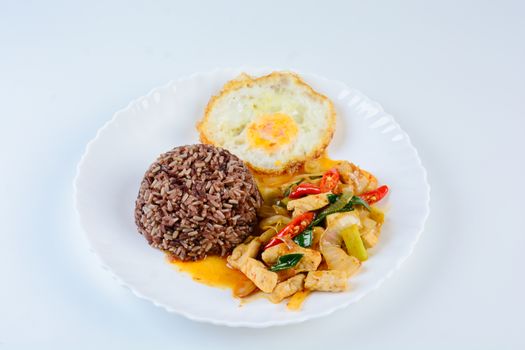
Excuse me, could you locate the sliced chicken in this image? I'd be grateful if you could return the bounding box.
[287,193,330,216]
[360,217,380,248]
[261,243,322,272]
[305,270,348,292]
[357,208,382,248]
[241,258,278,293]
[276,268,298,282]
[269,274,306,303]
[360,229,378,248]
[227,238,261,270]
[335,161,377,195]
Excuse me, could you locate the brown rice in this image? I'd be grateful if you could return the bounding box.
[134,144,262,261]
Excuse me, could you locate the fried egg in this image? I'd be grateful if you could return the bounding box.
[197,72,336,173]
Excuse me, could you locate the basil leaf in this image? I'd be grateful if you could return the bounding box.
[309,175,323,180]
[350,196,371,211]
[312,192,353,226]
[293,228,313,248]
[327,193,340,204]
[319,192,353,217]
[269,253,304,272]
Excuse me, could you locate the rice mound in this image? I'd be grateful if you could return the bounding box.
[134,144,262,261]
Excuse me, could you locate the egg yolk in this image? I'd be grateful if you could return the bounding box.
[246,113,298,152]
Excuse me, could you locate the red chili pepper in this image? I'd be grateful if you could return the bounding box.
[264,212,315,250]
[288,183,321,199]
[359,185,389,205]
[319,168,340,192]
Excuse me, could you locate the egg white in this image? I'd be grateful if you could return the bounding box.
[198,72,336,173]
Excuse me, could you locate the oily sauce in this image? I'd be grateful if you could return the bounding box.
[287,290,311,311]
[169,255,250,291]
[169,154,339,307]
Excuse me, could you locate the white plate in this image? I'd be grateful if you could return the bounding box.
[74,68,430,327]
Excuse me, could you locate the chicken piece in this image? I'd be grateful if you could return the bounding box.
[241,258,278,293]
[360,229,378,248]
[276,268,298,282]
[287,193,330,216]
[261,243,322,272]
[355,208,382,248]
[227,238,261,270]
[359,216,379,248]
[321,246,361,277]
[228,239,277,293]
[232,280,258,298]
[227,244,247,270]
[304,270,348,292]
[269,274,306,303]
[335,161,377,195]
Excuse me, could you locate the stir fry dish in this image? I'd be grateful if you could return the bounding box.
[225,157,388,307]
[136,72,391,311]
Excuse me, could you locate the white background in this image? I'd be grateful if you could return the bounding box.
[1,0,524,348]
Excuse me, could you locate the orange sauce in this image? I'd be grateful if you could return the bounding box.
[169,255,251,294]
[287,290,311,311]
[168,154,340,305]
[253,172,296,189]
[304,153,341,172]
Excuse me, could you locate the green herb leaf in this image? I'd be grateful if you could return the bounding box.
[349,196,371,211]
[311,196,370,227]
[269,253,304,272]
[319,192,353,216]
[327,193,340,204]
[310,193,353,227]
[293,228,313,248]
[309,175,323,180]
[312,192,354,226]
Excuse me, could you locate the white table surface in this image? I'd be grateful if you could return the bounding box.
[1,0,524,348]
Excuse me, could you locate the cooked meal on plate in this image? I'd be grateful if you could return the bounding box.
[134,71,389,310]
